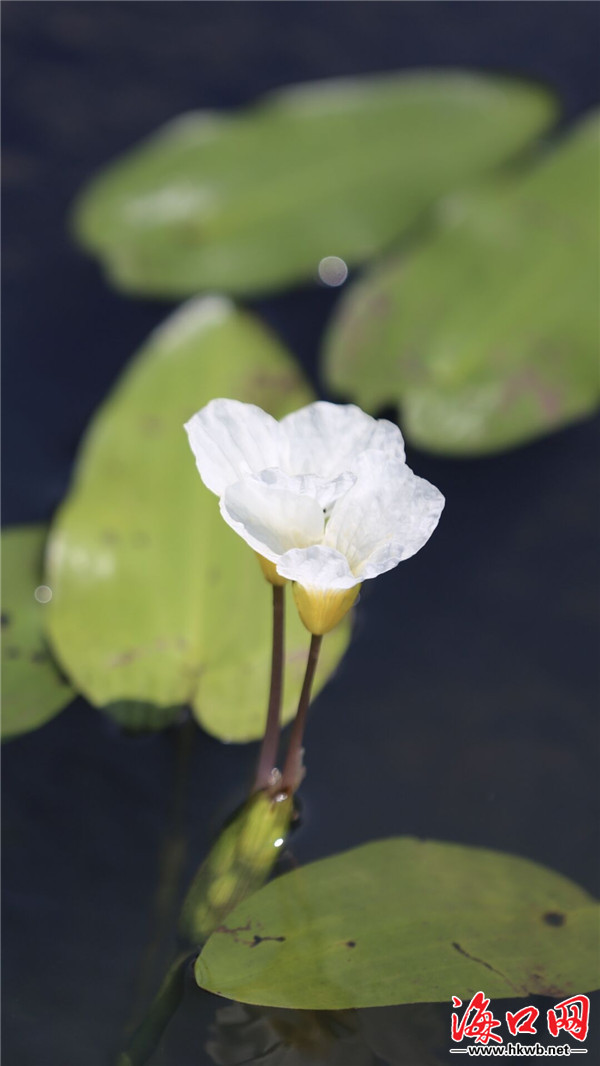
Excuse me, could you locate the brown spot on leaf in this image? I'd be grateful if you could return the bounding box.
[335,286,394,377]
[451,942,524,995]
[215,922,285,949]
[213,920,252,944]
[109,650,138,667]
[346,940,356,948]
[141,415,164,436]
[250,934,286,948]
[527,969,572,998]
[244,370,301,400]
[1,612,10,628]
[543,911,566,927]
[501,368,562,422]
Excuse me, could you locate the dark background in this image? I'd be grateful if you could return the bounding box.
[3,3,599,1064]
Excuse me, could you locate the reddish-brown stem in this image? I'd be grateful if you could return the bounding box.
[253,584,285,792]
[281,633,323,793]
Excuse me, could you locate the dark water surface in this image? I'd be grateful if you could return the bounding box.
[3,3,599,1064]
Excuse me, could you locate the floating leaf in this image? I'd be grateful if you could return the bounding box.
[323,113,599,455]
[1,525,74,740]
[196,837,600,1009]
[73,73,556,297]
[46,298,350,739]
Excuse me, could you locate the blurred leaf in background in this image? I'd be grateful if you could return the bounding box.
[1,525,74,739]
[196,837,600,1009]
[45,297,350,741]
[73,72,556,297]
[323,112,600,455]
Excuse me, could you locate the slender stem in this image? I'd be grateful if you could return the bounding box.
[124,718,195,1036]
[253,583,285,792]
[117,951,192,1066]
[281,633,323,793]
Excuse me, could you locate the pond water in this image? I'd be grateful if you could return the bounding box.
[3,4,599,1064]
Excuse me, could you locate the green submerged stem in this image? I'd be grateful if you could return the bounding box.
[281,633,322,793]
[253,583,285,792]
[118,951,192,1066]
[122,717,196,1046]
[119,586,293,1063]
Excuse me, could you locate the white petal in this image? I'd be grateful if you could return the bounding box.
[220,474,325,561]
[280,401,405,479]
[258,467,356,513]
[324,451,444,579]
[184,398,283,497]
[276,545,359,590]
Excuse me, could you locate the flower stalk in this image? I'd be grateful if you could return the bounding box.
[253,583,285,793]
[281,633,323,794]
[185,397,444,794]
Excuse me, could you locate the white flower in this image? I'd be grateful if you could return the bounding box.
[185,400,444,634]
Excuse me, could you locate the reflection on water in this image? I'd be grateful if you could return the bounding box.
[206,1001,446,1065]
[163,983,447,1066]
[207,1002,375,1066]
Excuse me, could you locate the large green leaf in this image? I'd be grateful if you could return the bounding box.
[1,525,74,739]
[323,113,600,455]
[45,298,349,740]
[196,837,600,1009]
[73,72,556,297]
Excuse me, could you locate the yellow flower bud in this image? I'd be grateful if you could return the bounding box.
[292,582,360,636]
[255,553,287,586]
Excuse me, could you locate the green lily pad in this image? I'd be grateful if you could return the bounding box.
[196,837,600,1009]
[73,72,556,297]
[323,113,599,455]
[45,297,350,740]
[1,525,75,740]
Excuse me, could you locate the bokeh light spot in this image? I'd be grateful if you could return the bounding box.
[34,585,53,604]
[318,255,348,287]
